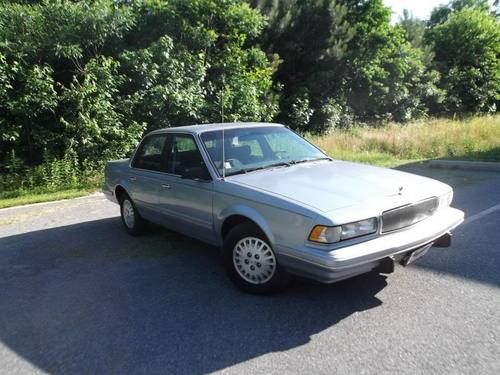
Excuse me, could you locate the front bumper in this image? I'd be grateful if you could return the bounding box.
[276,206,464,283]
[102,187,118,203]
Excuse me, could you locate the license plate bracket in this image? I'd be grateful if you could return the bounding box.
[401,243,433,266]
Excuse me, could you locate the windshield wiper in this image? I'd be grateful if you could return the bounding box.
[225,158,331,177]
[266,161,292,168]
[224,159,330,177]
[224,170,248,176]
[225,161,291,177]
[289,157,332,164]
[244,161,291,173]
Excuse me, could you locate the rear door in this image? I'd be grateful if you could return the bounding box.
[128,133,169,222]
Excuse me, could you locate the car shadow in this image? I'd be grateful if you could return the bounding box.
[0,217,387,374]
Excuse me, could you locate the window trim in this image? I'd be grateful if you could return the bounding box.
[130,131,215,180]
[197,132,223,179]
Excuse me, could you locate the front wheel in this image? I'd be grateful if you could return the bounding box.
[223,222,290,294]
[120,194,146,236]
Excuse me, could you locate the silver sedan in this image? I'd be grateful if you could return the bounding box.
[103,123,464,294]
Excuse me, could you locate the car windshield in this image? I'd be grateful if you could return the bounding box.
[200,126,329,177]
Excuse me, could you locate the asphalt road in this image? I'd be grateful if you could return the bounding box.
[0,165,499,374]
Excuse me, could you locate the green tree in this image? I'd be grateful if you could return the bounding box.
[399,10,426,50]
[0,0,278,171]
[0,0,138,165]
[252,0,355,130]
[59,57,145,165]
[254,0,442,129]
[429,0,490,26]
[129,0,279,125]
[429,7,500,113]
[119,35,207,130]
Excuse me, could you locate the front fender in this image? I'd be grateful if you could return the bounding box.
[216,204,276,246]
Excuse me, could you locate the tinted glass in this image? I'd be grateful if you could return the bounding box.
[132,134,168,171]
[165,134,205,175]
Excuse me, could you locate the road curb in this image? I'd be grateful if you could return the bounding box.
[428,160,500,172]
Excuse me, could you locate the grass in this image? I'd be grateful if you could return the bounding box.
[311,114,500,167]
[0,187,99,209]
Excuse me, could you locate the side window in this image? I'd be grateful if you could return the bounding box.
[165,134,205,175]
[132,134,168,171]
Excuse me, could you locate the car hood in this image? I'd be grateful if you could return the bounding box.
[227,160,450,213]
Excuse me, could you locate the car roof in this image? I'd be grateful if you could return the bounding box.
[148,122,285,135]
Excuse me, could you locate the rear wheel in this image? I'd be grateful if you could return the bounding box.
[119,193,146,236]
[223,222,290,294]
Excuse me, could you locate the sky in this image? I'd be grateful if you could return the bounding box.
[383,0,448,22]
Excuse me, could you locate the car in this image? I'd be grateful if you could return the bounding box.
[102,122,464,294]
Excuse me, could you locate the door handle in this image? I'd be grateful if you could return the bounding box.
[161,183,171,189]
[129,176,137,181]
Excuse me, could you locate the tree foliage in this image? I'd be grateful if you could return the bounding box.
[0,0,498,177]
[252,0,447,131]
[428,0,490,26]
[0,0,277,170]
[428,7,500,113]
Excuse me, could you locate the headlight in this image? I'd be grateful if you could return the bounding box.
[308,226,341,243]
[340,218,378,240]
[308,217,378,244]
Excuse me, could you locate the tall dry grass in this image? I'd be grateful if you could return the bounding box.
[311,115,500,166]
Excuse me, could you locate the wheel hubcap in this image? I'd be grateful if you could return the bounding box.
[233,237,276,284]
[122,200,135,228]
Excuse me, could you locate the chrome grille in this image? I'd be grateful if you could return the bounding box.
[381,197,439,233]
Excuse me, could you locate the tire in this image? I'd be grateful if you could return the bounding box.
[223,222,290,294]
[119,193,146,236]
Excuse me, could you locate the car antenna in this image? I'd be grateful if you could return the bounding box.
[221,73,226,180]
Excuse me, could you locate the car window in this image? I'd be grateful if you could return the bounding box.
[237,137,264,157]
[264,132,311,159]
[200,127,326,176]
[132,134,168,171]
[165,134,205,175]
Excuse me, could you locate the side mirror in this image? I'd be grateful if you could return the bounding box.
[181,166,212,181]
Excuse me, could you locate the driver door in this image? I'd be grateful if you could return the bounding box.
[157,133,215,244]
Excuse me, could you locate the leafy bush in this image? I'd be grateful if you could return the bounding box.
[428,7,500,113]
[0,0,278,175]
[309,99,355,133]
[0,149,100,200]
[281,91,314,132]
